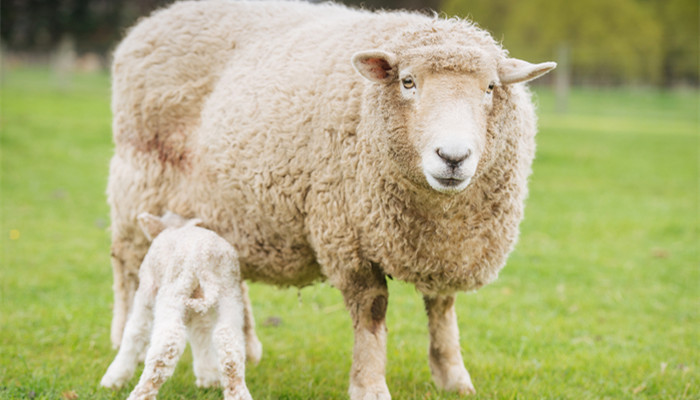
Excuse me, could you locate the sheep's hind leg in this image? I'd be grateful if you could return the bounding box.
[127,294,188,400]
[240,281,262,365]
[110,232,149,349]
[341,265,391,400]
[423,295,475,395]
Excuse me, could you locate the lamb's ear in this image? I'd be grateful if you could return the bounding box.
[352,50,398,83]
[137,212,166,241]
[499,58,557,85]
[185,218,203,228]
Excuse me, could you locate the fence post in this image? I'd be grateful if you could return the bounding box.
[555,43,570,113]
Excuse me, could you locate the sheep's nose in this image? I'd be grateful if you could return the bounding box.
[436,147,471,168]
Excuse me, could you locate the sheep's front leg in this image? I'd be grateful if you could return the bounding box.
[341,265,390,400]
[423,295,475,395]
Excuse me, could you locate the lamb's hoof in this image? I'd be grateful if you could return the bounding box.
[224,385,253,400]
[246,335,263,365]
[195,375,221,388]
[100,370,129,389]
[348,383,391,400]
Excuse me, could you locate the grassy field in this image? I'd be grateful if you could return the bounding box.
[1,68,698,399]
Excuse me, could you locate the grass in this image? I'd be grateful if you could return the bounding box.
[1,68,698,399]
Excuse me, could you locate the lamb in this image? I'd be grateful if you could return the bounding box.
[107,1,555,398]
[101,212,252,400]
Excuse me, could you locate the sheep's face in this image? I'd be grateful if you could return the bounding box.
[353,47,555,194]
[402,68,495,193]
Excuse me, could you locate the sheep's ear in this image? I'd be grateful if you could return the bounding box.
[499,58,557,85]
[137,212,166,241]
[352,50,398,83]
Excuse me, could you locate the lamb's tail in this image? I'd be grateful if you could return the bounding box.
[185,271,221,313]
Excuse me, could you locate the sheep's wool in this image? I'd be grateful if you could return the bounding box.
[109,0,539,322]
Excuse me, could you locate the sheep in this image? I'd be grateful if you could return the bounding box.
[106,1,555,398]
[101,212,252,400]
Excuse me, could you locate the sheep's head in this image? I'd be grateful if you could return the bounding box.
[352,44,555,194]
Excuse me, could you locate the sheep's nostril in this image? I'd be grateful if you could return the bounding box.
[436,148,471,167]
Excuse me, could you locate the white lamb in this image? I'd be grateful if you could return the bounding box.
[101,212,252,400]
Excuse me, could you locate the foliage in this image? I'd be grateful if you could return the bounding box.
[0,0,443,55]
[2,0,698,85]
[1,69,698,399]
[0,0,172,54]
[441,0,699,85]
[652,0,700,85]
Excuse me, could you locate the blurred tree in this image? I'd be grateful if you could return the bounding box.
[1,0,696,85]
[650,0,699,85]
[442,0,697,86]
[1,0,437,58]
[1,0,172,55]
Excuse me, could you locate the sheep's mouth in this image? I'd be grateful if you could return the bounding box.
[423,166,472,193]
[434,177,465,187]
[426,173,472,193]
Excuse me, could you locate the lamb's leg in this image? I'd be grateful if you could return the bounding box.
[213,291,252,400]
[110,234,149,348]
[188,311,220,388]
[240,281,262,365]
[127,294,188,400]
[341,265,391,400]
[101,284,155,389]
[423,295,475,395]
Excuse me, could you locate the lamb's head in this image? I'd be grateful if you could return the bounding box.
[352,41,555,194]
[137,211,203,241]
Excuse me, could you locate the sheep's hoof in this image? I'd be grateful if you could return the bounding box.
[459,385,476,396]
[431,363,476,396]
[348,383,391,400]
[457,381,477,396]
[246,335,263,365]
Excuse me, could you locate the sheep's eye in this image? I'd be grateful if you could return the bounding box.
[402,77,415,89]
[486,82,495,93]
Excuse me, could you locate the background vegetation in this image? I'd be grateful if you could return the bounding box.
[2,0,698,86]
[443,0,698,86]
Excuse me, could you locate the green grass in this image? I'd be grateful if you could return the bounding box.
[1,68,698,399]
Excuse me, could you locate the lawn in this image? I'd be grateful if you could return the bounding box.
[1,68,698,399]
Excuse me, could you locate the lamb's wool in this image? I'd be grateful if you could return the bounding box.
[107,1,553,397]
[101,213,252,400]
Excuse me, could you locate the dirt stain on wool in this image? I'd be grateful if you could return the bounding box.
[370,295,387,334]
[131,131,191,169]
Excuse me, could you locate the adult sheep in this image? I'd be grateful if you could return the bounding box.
[107,1,555,398]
